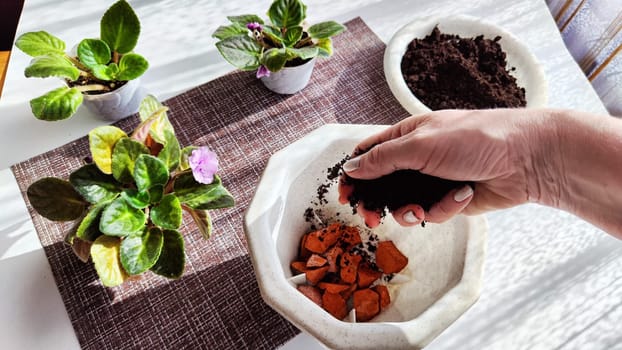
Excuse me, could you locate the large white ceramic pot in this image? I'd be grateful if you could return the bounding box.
[260,57,316,94]
[82,78,143,122]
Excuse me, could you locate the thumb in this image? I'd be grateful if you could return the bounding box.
[343,139,424,179]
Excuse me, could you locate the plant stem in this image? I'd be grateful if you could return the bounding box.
[165,174,180,194]
[112,51,119,64]
[295,36,313,48]
[65,55,90,72]
[65,54,110,86]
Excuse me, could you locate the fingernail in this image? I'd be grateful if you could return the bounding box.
[343,157,360,172]
[454,185,473,202]
[403,210,420,224]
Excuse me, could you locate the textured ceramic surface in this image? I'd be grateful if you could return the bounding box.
[260,58,316,94]
[244,123,488,350]
[81,78,144,122]
[384,15,548,115]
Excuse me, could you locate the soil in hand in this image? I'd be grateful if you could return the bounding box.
[344,168,470,214]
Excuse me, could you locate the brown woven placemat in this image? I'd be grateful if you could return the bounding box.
[11,17,409,350]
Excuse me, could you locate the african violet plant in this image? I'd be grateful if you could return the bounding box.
[26,95,234,287]
[14,0,148,121]
[212,0,346,78]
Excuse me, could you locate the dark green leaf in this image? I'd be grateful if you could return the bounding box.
[215,35,261,71]
[24,54,80,80]
[186,207,212,240]
[30,86,83,121]
[99,197,146,237]
[174,173,235,210]
[69,163,121,204]
[133,154,169,192]
[287,46,318,60]
[100,0,141,54]
[150,229,185,279]
[212,24,249,40]
[316,37,332,57]
[75,203,106,242]
[77,38,111,69]
[15,31,66,57]
[227,14,264,26]
[117,53,148,81]
[151,194,182,230]
[179,146,198,171]
[307,21,346,39]
[89,125,127,174]
[111,137,149,183]
[90,235,128,286]
[120,227,164,275]
[121,188,150,209]
[148,185,164,204]
[260,48,288,72]
[283,26,302,47]
[157,130,180,172]
[268,0,305,28]
[27,177,87,221]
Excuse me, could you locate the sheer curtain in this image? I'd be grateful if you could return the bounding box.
[547,0,621,115]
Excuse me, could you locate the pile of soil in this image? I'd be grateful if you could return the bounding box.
[401,26,526,110]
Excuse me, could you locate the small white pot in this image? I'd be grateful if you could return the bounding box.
[82,78,143,122]
[260,57,316,94]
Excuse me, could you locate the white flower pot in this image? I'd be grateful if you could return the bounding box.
[82,78,144,122]
[260,58,316,94]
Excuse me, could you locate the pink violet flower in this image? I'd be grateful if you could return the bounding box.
[256,65,270,78]
[246,22,262,31]
[188,146,219,184]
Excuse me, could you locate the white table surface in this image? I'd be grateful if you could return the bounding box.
[1,1,620,349]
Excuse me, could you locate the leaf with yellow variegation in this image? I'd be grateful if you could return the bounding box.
[89,126,127,174]
[90,235,128,287]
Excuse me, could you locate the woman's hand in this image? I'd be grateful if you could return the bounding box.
[338,109,556,227]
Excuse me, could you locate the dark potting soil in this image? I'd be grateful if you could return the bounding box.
[344,169,470,213]
[66,76,127,95]
[304,153,469,228]
[401,26,526,110]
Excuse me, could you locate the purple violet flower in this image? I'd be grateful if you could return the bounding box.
[246,22,263,31]
[256,65,270,78]
[188,146,219,184]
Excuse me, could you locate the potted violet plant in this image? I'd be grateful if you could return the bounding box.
[14,0,147,121]
[26,95,235,287]
[212,0,346,94]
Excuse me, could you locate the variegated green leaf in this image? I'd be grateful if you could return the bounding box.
[30,86,83,121]
[91,235,128,287]
[89,125,127,174]
[120,227,164,275]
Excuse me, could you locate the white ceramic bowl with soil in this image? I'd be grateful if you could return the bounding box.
[244,123,487,350]
[384,15,548,115]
